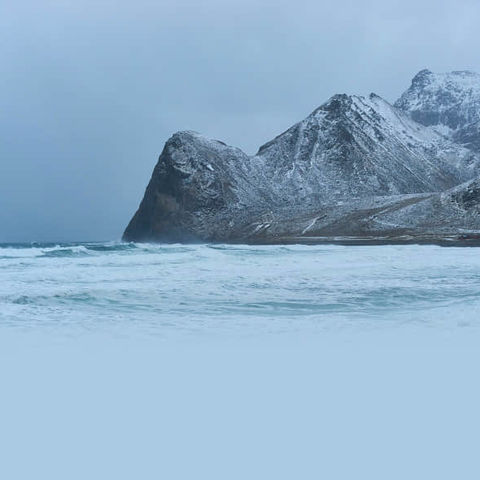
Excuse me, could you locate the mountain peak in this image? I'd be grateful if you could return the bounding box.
[314,93,389,118]
[314,93,352,113]
[395,69,480,134]
[410,68,478,85]
[412,68,433,80]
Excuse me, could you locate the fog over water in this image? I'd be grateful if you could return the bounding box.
[1,0,480,241]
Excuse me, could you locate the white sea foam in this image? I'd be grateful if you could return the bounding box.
[1,241,480,338]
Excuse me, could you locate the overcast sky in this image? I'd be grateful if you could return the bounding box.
[1,0,479,241]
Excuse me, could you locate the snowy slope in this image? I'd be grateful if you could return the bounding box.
[254,93,478,202]
[395,69,480,152]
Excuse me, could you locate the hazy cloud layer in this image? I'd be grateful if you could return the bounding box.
[1,0,479,241]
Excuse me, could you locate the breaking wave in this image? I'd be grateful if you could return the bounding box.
[1,241,480,336]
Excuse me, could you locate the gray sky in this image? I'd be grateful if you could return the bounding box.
[1,0,479,242]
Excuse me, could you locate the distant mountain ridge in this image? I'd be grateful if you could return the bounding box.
[395,69,480,152]
[255,92,477,200]
[124,70,480,244]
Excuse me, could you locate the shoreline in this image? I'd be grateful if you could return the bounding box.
[245,234,480,247]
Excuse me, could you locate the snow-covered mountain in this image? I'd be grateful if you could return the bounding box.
[124,70,480,243]
[395,69,480,152]
[255,93,477,200]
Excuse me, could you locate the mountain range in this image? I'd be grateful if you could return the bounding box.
[123,69,480,244]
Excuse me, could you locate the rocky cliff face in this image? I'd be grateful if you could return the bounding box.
[124,70,480,244]
[123,132,266,242]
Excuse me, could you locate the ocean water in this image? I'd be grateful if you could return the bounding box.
[1,241,480,338]
[2,242,480,479]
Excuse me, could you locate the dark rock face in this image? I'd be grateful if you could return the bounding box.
[453,121,480,153]
[123,132,264,242]
[124,70,480,244]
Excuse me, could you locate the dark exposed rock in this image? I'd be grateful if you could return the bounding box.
[453,121,480,153]
[123,131,265,242]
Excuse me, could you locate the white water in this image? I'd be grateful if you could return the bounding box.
[1,242,480,337]
[1,242,480,479]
